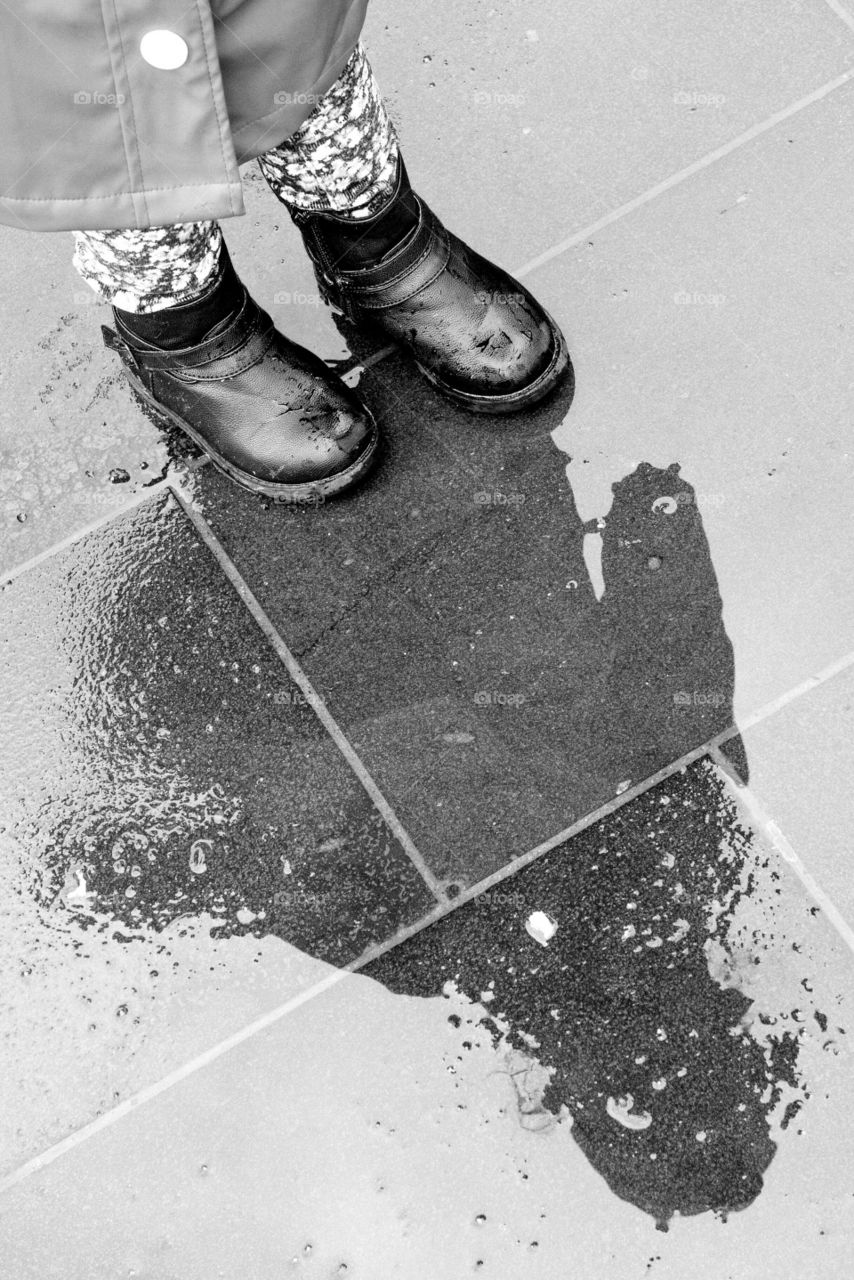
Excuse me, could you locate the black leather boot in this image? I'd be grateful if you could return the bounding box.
[101,267,379,503]
[290,157,571,414]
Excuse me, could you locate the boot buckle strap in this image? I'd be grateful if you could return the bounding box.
[105,295,275,376]
[337,215,452,309]
[172,322,277,382]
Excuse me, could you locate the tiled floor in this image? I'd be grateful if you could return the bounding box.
[0,491,438,1173]
[533,80,854,720]
[196,372,738,884]
[731,658,854,926]
[1,0,854,1273]
[2,761,853,1278]
[363,0,854,264]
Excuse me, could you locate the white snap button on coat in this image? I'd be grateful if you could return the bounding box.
[140,30,189,70]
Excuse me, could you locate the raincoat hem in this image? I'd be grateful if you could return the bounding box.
[0,182,247,233]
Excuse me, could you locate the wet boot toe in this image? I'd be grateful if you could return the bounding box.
[293,157,571,415]
[102,288,380,502]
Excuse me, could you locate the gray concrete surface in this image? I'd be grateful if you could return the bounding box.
[2,0,854,1274]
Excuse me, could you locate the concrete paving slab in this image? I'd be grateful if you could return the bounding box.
[0,229,175,575]
[196,352,741,884]
[726,658,854,929]
[190,367,569,658]
[528,81,854,723]
[1,759,852,1278]
[213,0,854,387]
[362,0,854,267]
[0,491,436,1172]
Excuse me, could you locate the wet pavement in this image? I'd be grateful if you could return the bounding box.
[2,758,854,1278]
[367,758,825,1232]
[197,366,736,884]
[2,0,854,1274]
[0,492,435,964]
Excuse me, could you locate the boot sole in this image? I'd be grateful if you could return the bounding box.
[125,370,381,504]
[413,312,572,415]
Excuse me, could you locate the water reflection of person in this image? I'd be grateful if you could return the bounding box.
[351,403,766,1222]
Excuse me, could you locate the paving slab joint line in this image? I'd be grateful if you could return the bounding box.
[6,61,854,581]
[170,485,447,905]
[0,485,165,587]
[513,65,854,279]
[710,744,854,966]
[822,0,854,35]
[737,650,854,733]
[0,453,209,588]
[350,732,746,975]
[9,62,854,584]
[0,965,353,1199]
[0,358,395,587]
[0,718,768,1198]
[6,710,848,1194]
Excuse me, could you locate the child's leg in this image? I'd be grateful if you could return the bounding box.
[72,221,248,350]
[72,221,223,313]
[82,212,378,500]
[72,34,397,321]
[258,41,570,413]
[257,41,399,219]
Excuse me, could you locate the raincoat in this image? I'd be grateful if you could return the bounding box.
[0,0,368,232]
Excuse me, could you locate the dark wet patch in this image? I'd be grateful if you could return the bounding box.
[0,492,435,965]
[196,354,736,885]
[366,758,823,1230]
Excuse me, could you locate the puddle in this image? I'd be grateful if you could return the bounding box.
[0,494,434,1172]
[368,758,841,1231]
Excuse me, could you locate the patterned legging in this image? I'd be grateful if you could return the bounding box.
[72,43,398,313]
